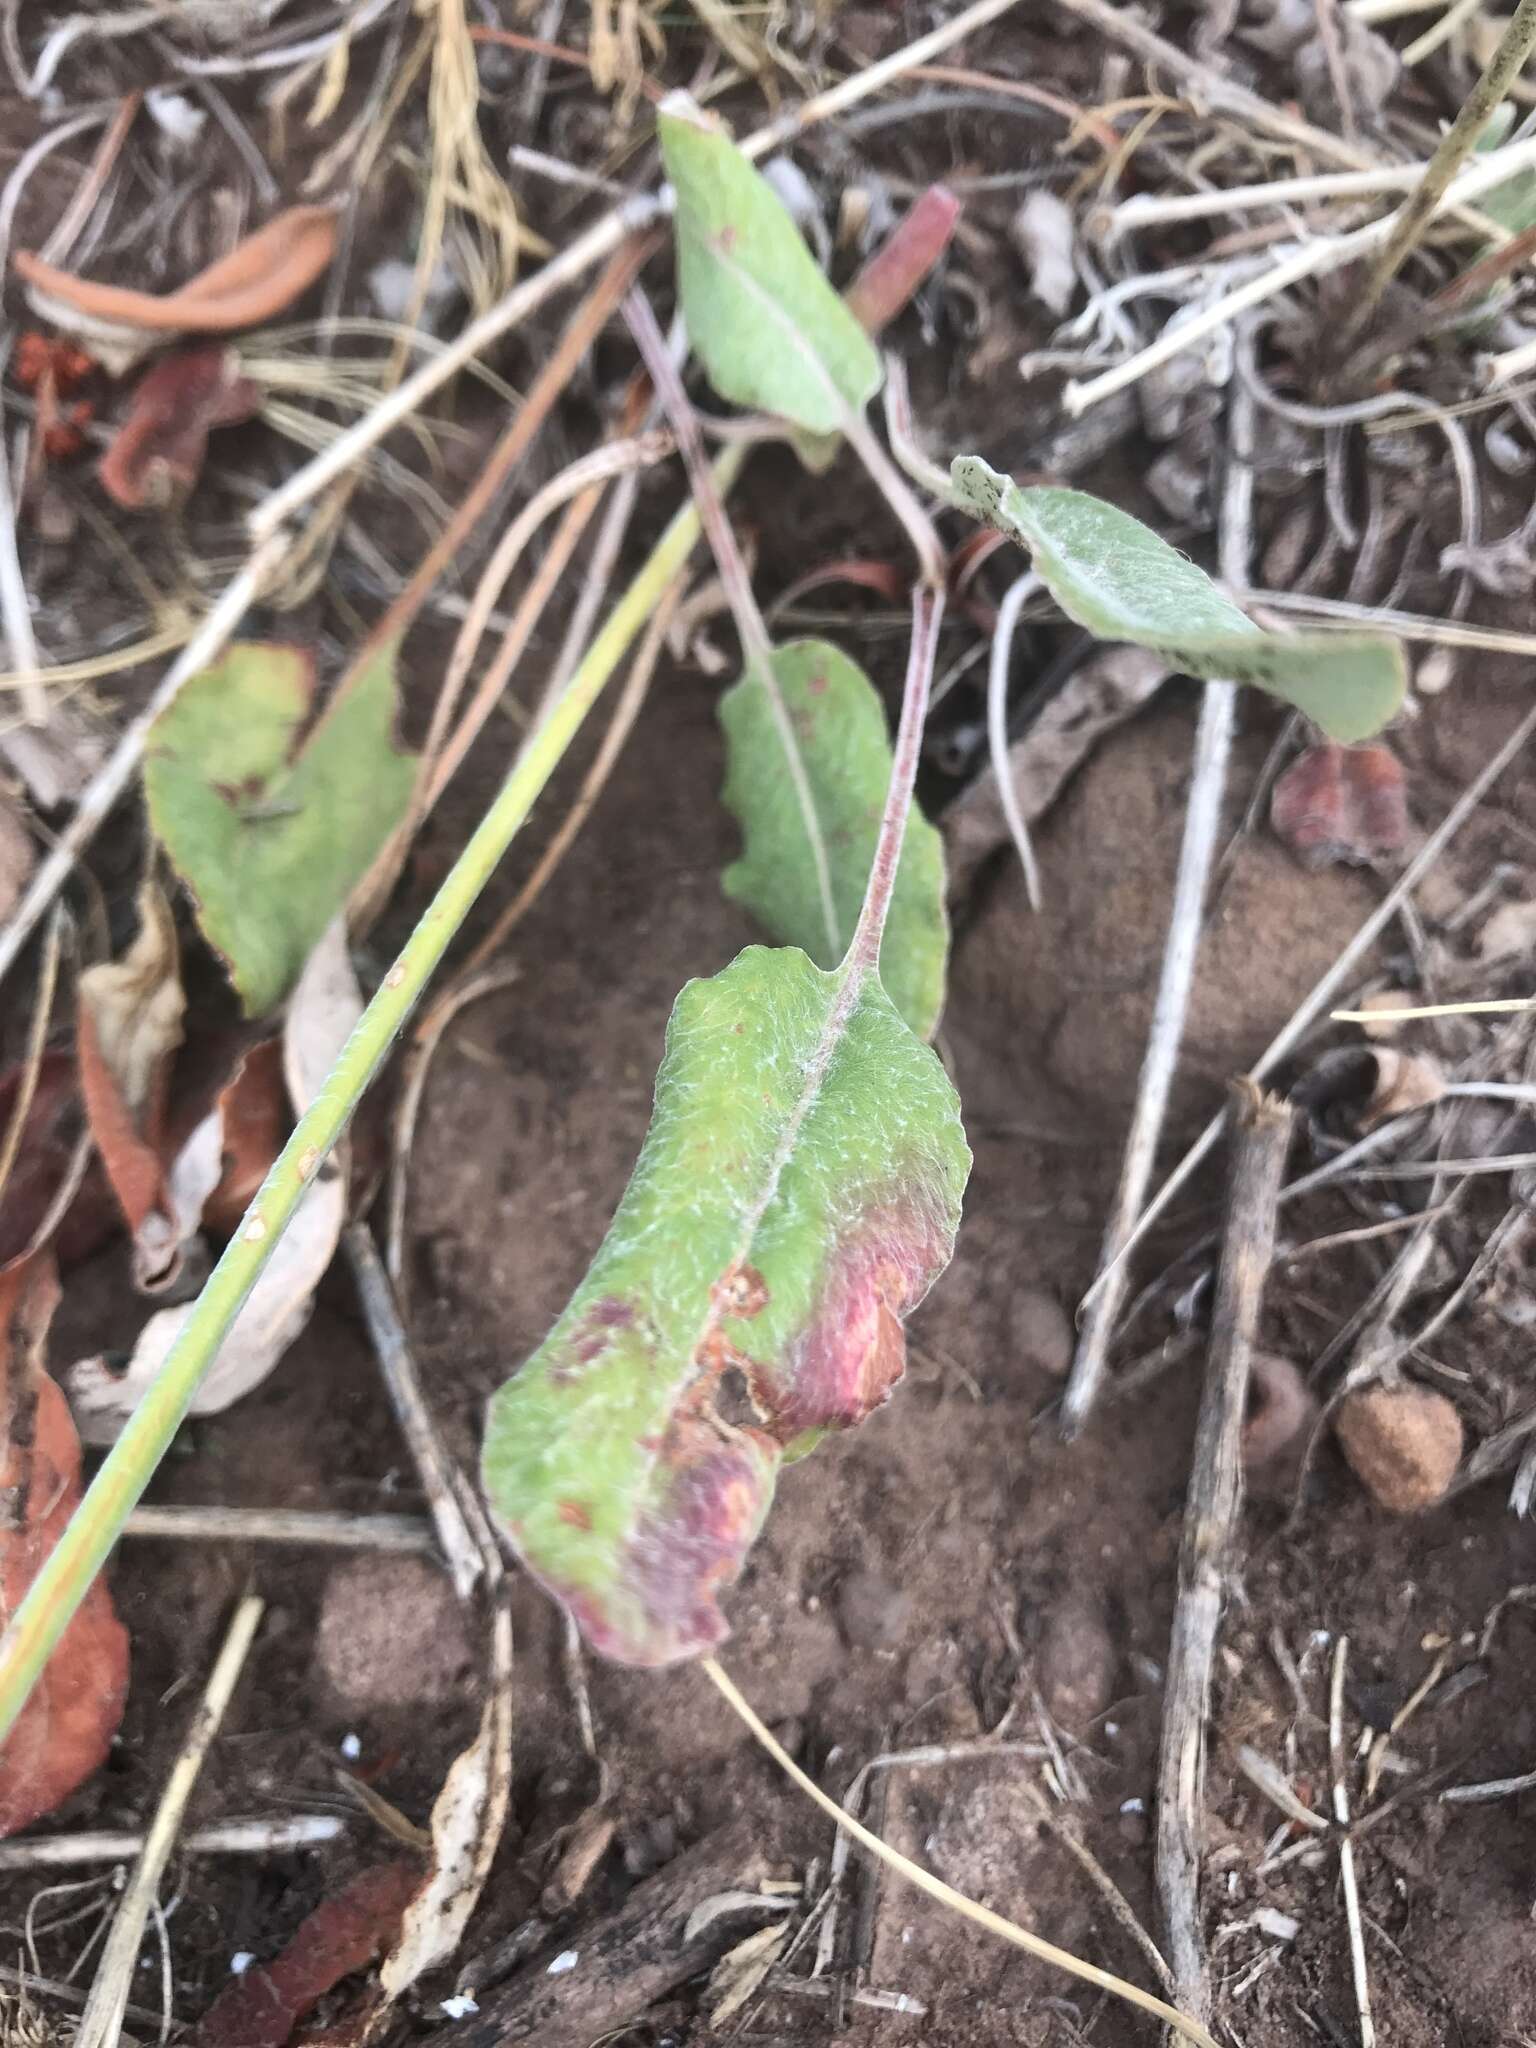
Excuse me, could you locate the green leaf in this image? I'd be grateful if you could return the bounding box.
[720,640,947,1041]
[481,944,970,1666]
[657,93,881,434]
[950,458,1406,744]
[145,641,415,1017]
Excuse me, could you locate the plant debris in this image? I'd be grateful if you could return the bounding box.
[1336,1383,1465,1511]
[0,1258,129,1836]
[15,205,339,375]
[1270,742,1409,870]
[99,346,262,510]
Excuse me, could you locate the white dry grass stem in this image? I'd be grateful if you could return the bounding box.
[123,1504,438,1552]
[1105,159,1449,234]
[701,1658,1219,2048]
[1090,700,1536,1322]
[1062,383,1254,1434]
[0,1816,344,1870]
[75,1593,264,2048]
[344,1221,487,1603]
[1065,135,1536,417]
[985,573,1044,911]
[1330,1637,1376,2048]
[0,427,43,724]
[1245,587,1536,655]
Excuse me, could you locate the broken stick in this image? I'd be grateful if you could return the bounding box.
[1155,1081,1291,2025]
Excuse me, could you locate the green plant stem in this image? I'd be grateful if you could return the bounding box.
[0,447,743,1749]
[1349,0,1536,334]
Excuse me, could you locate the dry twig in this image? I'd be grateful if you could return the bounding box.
[1156,1083,1291,2024]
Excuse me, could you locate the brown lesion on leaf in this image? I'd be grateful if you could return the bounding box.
[714,1262,770,1320]
[556,1500,593,1531]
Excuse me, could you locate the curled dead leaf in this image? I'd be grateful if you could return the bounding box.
[99,345,262,509]
[76,882,187,1289]
[67,920,358,1441]
[1270,741,1408,871]
[380,1598,513,1996]
[15,205,338,375]
[0,1257,130,1836]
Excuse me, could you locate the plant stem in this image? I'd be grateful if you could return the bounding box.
[1349,0,1536,334]
[622,291,775,676]
[848,584,945,974]
[0,460,736,1750]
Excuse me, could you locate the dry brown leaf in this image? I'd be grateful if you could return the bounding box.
[99,345,262,509]
[0,1256,130,1836]
[67,920,357,1441]
[192,1860,420,2048]
[14,205,338,374]
[76,882,186,1288]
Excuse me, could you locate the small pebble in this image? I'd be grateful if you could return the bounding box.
[229,1953,254,1977]
[547,1950,579,1976]
[1013,1286,1074,1378]
[835,1566,911,1652]
[1336,1383,1463,1512]
[439,1996,479,2020]
[1038,1596,1117,1729]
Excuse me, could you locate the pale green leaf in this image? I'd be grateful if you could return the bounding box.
[720,640,947,1041]
[145,641,415,1017]
[481,943,970,1666]
[950,458,1406,743]
[657,93,881,434]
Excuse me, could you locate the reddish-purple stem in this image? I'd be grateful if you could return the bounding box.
[842,185,960,337]
[622,287,775,678]
[848,582,945,976]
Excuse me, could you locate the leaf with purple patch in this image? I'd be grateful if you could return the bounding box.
[481,943,968,1666]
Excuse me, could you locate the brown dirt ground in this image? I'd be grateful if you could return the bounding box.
[5,11,1536,2048]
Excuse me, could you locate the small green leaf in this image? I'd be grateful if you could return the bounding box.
[950,458,1406,744]
[720,641,947,1041]
[658,93,881,434]
[145,641,415,1017]
[481,944,970,1667]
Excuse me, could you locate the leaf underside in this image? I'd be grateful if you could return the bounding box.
[950,458,1406,745]
[657,95,881,436]
[481,945,970,1667]
[144,641,416,1017]
[720,640,948,1042]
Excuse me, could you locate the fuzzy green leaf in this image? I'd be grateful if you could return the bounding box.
[951,458,1406,744]
[482,944,969,1667]
[720,641,947,1041]
[657,93,881,434]
[145,642,415,1017]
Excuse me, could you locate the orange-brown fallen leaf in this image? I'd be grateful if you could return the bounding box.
[193,1860,421,2048]
[15,204,338,344]
[100,345,262,509]
[0,1257,130,1837]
